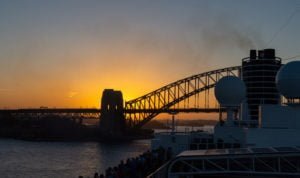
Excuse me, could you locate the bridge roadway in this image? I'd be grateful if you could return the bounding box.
[0,108,223,114]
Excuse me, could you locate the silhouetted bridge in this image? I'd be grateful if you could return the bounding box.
[0,108,222,115]
[0,66,241,129]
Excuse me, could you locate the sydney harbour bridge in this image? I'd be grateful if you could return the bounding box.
[0,66,240,132]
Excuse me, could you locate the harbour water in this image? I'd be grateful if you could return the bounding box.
[0,139,150,178]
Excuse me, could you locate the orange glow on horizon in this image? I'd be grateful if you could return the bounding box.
[0,46,219,122]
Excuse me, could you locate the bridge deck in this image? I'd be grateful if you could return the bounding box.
[0,108,223,114]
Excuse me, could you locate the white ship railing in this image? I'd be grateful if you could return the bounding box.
[149,147,300,178]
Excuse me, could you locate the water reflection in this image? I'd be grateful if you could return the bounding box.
[0,139,150,178]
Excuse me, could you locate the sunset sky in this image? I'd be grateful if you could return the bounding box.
[0,0,300,110]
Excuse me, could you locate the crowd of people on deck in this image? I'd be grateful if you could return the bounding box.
[78,147,172,178]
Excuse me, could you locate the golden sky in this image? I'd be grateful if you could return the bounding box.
[0,0,299,120]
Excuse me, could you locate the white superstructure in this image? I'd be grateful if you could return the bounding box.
[151,60,300,154]
[149,51,300,178]
[215,60,300,148]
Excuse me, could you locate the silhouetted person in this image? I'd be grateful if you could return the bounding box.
[94,172,99,178]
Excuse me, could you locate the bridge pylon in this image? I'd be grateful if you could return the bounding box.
[99,89,126,137]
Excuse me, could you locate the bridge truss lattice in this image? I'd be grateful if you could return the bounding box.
[125,66,241,128]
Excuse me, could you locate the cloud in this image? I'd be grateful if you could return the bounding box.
[67,91,79,98]
[0,89,14,93]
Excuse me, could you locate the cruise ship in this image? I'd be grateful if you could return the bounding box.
[149,49,300,177]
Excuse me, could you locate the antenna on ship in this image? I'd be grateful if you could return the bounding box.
[283,54,300,61]
[276,61,300,105]
[266,3,299,47]
[215,76,246,126]
[169,111,178,134]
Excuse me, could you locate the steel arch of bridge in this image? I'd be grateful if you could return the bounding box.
[125,66,241,128]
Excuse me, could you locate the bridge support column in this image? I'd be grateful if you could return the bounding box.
[99,89,126,137]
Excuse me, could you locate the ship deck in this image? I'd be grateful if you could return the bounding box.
[148,146,300,178]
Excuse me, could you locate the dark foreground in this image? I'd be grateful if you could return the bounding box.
[81,147,172,178]
[0,115,153,141]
